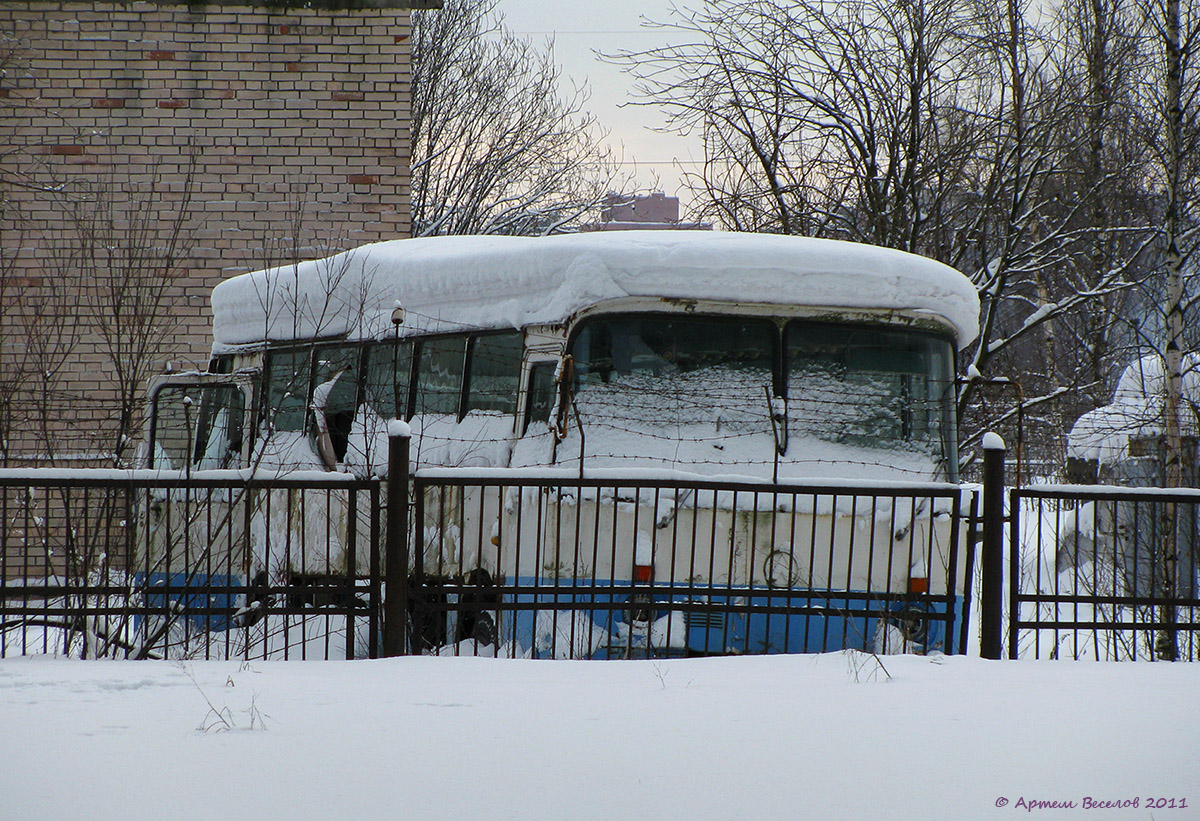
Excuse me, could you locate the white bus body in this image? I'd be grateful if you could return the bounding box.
[143,231,980,656]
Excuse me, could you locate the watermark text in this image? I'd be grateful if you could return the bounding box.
[993,796,1188,812]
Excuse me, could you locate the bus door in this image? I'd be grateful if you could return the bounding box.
[139,374,256,633]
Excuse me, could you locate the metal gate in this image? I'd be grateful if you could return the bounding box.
[1010,484,1200,660]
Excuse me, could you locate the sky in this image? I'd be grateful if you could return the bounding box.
[498,0,702,204]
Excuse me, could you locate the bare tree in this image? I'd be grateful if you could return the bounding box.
[0,222,23,466]
[53,160,198,466]
[1,23,46,208]
[1038,0,1154,414]
[1142,0,1200,489]
[0,23,50,464]
[613,0,1161,458]
[1134,0,1200,658]
[410,0,626,236]
[3,27,198,467]
[613,0,990,246]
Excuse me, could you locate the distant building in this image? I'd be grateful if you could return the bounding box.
[583,192,711,231]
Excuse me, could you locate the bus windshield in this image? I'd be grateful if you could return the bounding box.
[570,314,776,437]
[786,322,956,472]
[569,313,957,475]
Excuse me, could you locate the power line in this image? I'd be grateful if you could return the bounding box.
[610,159,703,165]
[511,30,663,35]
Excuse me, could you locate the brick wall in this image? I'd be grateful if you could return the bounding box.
[0,2,413,464]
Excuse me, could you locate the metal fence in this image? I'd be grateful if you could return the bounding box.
[1009,484,1200,661]
[12,434,1200,663]
[405,469,978,659]
[1,460,979,662]
[0,471,381,661]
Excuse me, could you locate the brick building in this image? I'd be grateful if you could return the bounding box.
[0,1,431,464]
[584,192,712,232]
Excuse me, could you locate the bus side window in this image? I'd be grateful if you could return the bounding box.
[265,349,311,431]
[364,339,414,419]
[524,363,556,434]
[465,332,522,415]
[415,336,467,416]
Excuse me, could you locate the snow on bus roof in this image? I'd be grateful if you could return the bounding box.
[210,231,980,351]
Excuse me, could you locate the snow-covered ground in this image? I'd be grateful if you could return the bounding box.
[1,653,1196,820]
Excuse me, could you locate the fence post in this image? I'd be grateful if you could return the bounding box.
[980,432,1006,660]
[383,420,411,657]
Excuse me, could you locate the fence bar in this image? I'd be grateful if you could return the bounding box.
[383,422,411,657]
[368,481,382,659]
[959,491,980,656]
[980,432,1006,660]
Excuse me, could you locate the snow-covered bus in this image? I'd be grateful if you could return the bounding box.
[143,231,980,657]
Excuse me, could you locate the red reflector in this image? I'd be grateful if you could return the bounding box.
[908,576,929,594]
[634,564,653,583]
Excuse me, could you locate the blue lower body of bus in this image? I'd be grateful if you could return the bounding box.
[128,572,965,658]
[449,578,965,659]
[134,572,244,631]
